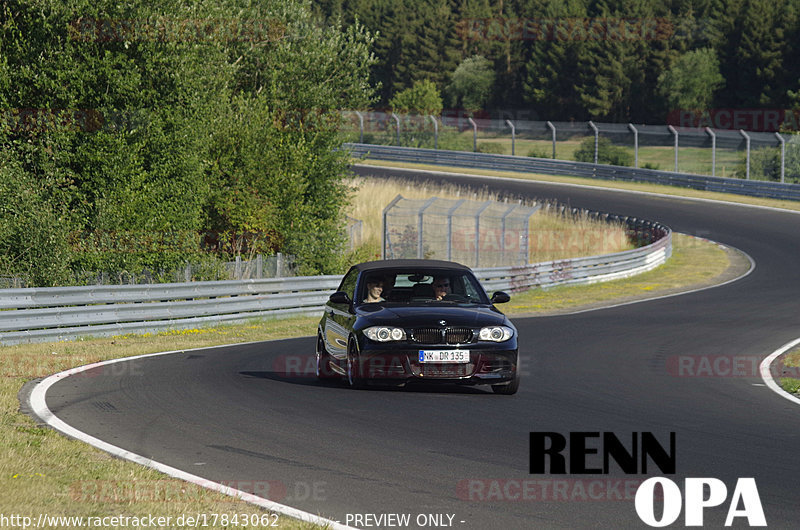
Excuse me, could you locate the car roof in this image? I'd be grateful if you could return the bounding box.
[352,259,473,273]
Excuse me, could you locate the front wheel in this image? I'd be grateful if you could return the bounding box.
[346,338,365,389]
[316,332,335,380]
[492,353,520,395]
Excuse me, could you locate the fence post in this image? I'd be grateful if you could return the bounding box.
[740,129,750,179]
[235,255,242,280]
[474,201,492,268]
[667,125,678,172]
[184,263,191,282]
[276,252,284,277]
[355,110,364,144]
[588,121,599,164]
[391,113,400,145]
[546,121,556,159]
[775,132,786,183]
[382,194,404,259]
[256,254,263,279]
[418,198,437,259]
[468,117,478,152]
[446,199,465,261]
[628,123,638,168]
[430,115,438,149]
[705,127,716,177]
[500,203,518,264]
[523,207,536,265]
[505,119,515,156]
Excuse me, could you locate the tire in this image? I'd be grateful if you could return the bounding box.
[492,353,521,395]
[315,332,335,380]
[346,337,365,389]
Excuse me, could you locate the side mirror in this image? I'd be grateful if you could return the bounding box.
[491,291,510,304]
[329,291,351,305]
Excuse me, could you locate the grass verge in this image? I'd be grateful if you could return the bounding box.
[354,159,800,213]
[779,346,800,396]
[503,233,739,316]
[4,236,743,528]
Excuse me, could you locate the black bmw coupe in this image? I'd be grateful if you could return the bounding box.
[316,259,520,394]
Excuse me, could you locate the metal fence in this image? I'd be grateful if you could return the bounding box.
[0,254,299,289]
[340,111,800,183]
[347,143,800,202]
[382,195,540,267]
[346,216,364,250]
[223,253,296,280]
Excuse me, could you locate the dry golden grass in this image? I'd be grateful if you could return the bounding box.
[784,347,800,367]
[345,176,633,263]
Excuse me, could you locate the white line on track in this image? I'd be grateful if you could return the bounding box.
[27,342,356,530]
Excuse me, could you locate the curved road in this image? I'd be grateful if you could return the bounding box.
[41,166,800,528]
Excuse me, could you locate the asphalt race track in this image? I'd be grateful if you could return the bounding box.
[39,166,800,528]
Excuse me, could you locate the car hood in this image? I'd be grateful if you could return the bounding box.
[356,303,509,328]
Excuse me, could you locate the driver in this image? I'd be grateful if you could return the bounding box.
[363,277,386,303]
[432,276,451,300]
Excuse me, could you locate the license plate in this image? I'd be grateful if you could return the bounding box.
[419,350,470,363]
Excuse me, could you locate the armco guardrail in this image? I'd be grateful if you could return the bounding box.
[0,277,341,345]
[0,216,669,345]
[345,143,800,202]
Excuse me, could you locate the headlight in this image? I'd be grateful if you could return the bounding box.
[364,326,406,342]
[479,326,514,342]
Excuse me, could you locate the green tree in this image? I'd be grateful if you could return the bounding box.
[522,0,589,119]
[657,48,724,111]
[447,55,495,113]
[733,0,797,106]
[0,0,377,283]
[389,79,443,115]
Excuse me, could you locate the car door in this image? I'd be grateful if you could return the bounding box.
[323,267,359,361]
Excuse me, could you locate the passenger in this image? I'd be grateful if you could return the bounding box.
[363,277,386,303]
[432,276,451,300]
[381,273,396,300]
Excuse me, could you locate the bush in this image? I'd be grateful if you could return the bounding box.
[738,148,781,180]
[738,139,800,182]
[0,157,73,286]
[476,142,506,154]
[437,131,474,152]
[574,137,634,167]
[527,146,551,158]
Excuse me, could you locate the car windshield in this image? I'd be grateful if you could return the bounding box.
[357,269,490,305]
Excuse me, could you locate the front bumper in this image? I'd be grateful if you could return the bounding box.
[356,343,518,386]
